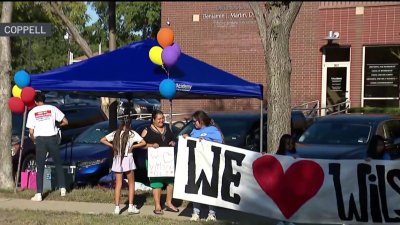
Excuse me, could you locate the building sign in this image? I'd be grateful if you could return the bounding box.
[0,23,53,36]
[364,46,400,98]
[196,4,256,28]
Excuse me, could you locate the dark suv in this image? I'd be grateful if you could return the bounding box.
[177,111,308,152]
[11,104,107,175]
[297,114,400,159]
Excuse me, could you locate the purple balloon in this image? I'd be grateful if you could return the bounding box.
[171,42,181,58]
[162,46,179,68]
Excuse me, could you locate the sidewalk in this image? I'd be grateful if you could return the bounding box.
[0,197,274,223]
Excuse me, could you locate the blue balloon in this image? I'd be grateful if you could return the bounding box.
[159,79,176,100]
[14,70,30,88]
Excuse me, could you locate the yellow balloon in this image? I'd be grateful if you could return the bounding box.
[149,46,163,65]
[12,85,22,98]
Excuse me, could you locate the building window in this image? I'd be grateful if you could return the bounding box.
[363,45,400,107]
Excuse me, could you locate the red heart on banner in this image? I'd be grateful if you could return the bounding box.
[252,155,324,219]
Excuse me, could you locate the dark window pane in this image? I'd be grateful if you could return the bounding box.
[364,45,400,98]
[325,47,350,62]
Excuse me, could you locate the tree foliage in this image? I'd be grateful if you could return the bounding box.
[87,1,160,48]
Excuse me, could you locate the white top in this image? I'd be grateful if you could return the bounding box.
[26,104,65,137]
[105,130,143,156]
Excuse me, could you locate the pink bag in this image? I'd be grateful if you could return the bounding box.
[21,170,37,190]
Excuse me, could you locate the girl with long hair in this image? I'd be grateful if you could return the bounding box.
[276,134,298,157]
[100,117,146,215]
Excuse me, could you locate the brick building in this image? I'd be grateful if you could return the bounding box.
[161,2,400,117]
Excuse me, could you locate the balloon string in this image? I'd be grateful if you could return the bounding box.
[161,64,170,79]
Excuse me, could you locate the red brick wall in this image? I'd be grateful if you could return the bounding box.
[161,2,400,120]
[319,5,400,108]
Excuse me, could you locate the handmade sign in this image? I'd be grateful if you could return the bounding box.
[147,147,175,177]
[174,136,400,224]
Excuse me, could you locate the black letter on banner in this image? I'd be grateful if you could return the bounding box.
[369,173,382,222]
[387,169,400,218]
[377,165,400,222]
[329,163,369,222]
[185,143,221,198]
[185,139,198,193]
[221,150,245,204]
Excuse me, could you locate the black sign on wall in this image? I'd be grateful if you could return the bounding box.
[364,46,400,98]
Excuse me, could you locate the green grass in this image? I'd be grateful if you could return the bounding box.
[0,208,225,225]
[0,186,190,207]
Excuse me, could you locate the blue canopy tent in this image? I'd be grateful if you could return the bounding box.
[30,38,265,151]
[30,39,263,100]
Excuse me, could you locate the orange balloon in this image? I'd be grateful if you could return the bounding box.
[157,28,174,48]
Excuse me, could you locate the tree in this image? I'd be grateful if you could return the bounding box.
[0,1,15,189]
[249,2,302,153]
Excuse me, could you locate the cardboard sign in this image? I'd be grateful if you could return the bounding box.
[147,147,175,177]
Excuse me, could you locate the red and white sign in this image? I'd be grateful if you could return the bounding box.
[174,136,400,224]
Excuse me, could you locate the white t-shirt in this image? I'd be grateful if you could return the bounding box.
[105,130,143,156]
[26,104,65,137]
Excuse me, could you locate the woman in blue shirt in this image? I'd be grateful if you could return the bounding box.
[276,134,298,158]
[183,110,223,222]
[366,134,391,160]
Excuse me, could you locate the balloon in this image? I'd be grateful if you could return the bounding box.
[149,46,163,65]
[157,28,174,48]
[159,79,176,100]
[162,46,180,68]
[12,85,22,98]
[14,70,30,88]
[21,87,36,104]
[8,97,25,114]
[171,42,181,58]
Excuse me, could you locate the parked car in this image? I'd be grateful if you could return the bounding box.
[176,111,308,152]
[11,104,107,177]
[296,114,400,159]
[48,119,152,185]
[44,91,101,107]
[117,98,161,119]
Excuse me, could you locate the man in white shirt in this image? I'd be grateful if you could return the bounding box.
[26,92,69,201]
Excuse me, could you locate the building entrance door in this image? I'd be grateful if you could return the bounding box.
[321,46,351,116]
[322,62,350,115]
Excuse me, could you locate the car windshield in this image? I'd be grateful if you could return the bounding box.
[298,121,372,145]
[74,123,109,144]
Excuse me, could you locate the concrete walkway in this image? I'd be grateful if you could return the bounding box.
[0,197,275,224]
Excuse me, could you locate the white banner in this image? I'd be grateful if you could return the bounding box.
[147,147,175,177]
[174,136,400,224]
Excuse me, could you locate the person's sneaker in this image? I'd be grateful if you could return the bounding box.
[31,193,42,202]
[60,188,66,197]
[190,213,200,221]
[114,207,120,215]
[206,213,217,222]
[128,205,140,214]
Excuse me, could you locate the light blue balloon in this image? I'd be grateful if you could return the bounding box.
[159,79,176,100]
[14,70,30,88]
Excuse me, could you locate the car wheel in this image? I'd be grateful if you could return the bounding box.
[21,153,37,171]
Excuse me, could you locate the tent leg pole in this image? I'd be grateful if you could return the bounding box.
[169,100,172,131]
[260,100,263,153]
